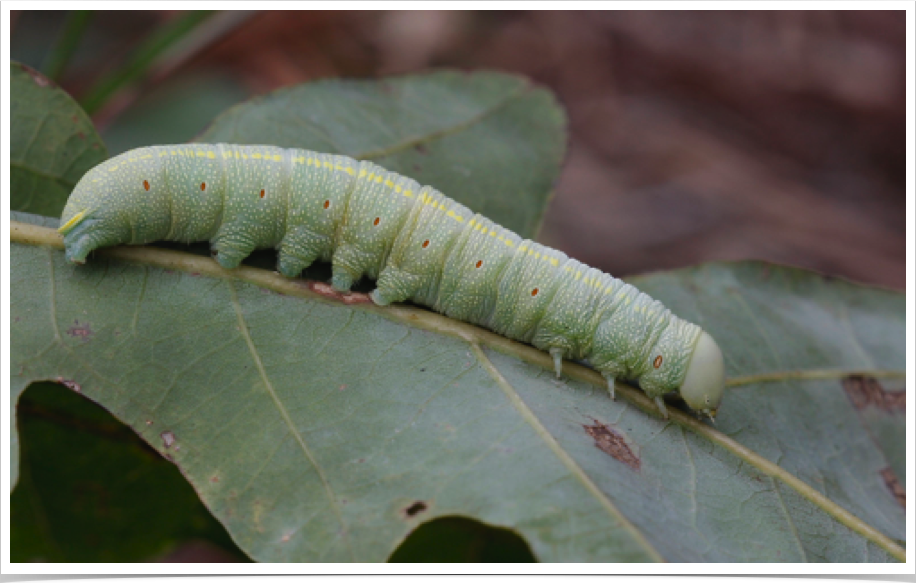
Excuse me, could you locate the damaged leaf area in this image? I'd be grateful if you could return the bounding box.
[10,382,246,562]
[843,375,905,412]
[402,501,429,518]
[583,420,640,471]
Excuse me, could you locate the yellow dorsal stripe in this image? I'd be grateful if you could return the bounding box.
[58,210,87,234]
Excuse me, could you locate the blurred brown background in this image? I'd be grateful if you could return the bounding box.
[12,10,907,289]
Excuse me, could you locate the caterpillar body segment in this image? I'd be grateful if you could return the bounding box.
[59,143,726,419]
[278,153,360,278]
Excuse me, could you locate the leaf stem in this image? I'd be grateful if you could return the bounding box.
[10,220,907,562]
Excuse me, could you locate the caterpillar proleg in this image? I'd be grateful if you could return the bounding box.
[58,144,726,419]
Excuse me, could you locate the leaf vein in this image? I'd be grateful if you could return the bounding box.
[469,342,665,562]
[226,280,354,560]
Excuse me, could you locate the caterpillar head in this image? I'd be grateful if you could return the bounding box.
[677,331,725,419]
[638,323,724,420]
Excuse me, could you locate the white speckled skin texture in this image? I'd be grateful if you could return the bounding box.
[59,143,724,416]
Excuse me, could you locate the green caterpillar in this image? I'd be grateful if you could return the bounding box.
[58,143,725,419]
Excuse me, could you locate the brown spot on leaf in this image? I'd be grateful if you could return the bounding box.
[56,377,81,393]
[415,144,429,155]
[880,467,905,508]
[583,419,640,471]
[403,501,428,518]
[843,375,905,412]
[210,475,220,483]
[307,281,372,305]
[66,320,93,341]
[21,63,52,87]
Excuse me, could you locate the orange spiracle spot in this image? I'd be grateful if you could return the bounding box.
[475,260,483,269]
[323,200,330,209]
[422,240,430,249]
[259,189,266,199]
[143,180,150,191]
[373,217,380,226]
[653,355,663,369]
[531,288,539,297]
[200,182,207,191]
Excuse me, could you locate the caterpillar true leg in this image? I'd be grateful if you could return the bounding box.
[654,397,669,419]
[602,373,616,401]
[550,347,564,378]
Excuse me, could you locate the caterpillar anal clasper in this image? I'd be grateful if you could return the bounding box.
[58,144,726,420]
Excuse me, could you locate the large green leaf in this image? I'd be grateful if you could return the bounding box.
[9,60,107,217]
[11,215,905,562]
[9,69,904,562]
